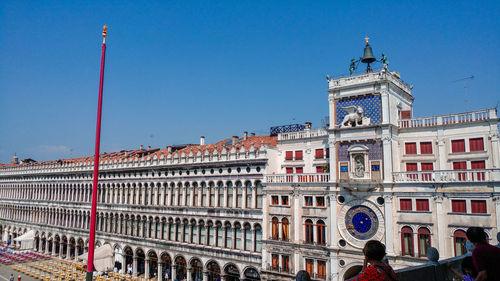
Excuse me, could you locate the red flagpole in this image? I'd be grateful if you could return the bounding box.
[86,25,107,281]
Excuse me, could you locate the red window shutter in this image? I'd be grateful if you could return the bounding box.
[316,166,323,173]
[285,151,293,160]
[420,142,432,154]
[451,140,465,153]
[405,143,417,154]
[416,199,429,211]
[401,110,412,119]
[452,200,466,213]
[295,150,303,160]
[286,167,293,174]
[471,160,485,169]
[471,200,486,214]
[400,199,412,211]
[469,138,484,152]
[406,163,418,171]
[421,163,434,171]
[315,149,324,159]
[453,162,466,170]
[295,167,303,174]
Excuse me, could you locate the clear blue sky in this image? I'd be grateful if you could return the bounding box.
[1,1,499,163]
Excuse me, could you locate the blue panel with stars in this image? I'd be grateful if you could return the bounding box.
[336,95,382,126]
[345,205,379,240]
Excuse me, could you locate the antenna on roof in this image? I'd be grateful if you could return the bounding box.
[452,75,474,110]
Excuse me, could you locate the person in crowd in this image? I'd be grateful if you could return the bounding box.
[466,227,500,281]
[353,240,398,281]
[9,274,14,281]
[447,256,477,281]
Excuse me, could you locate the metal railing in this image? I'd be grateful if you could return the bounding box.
[265,173,330,184]
[393,169,500,183]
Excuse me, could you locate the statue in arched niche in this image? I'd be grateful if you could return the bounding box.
[354,155,365,177]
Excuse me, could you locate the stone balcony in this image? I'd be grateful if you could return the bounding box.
[393,169,500,183]
[399,108,496,129]
[265,173,330,184]
[277,128,328,141]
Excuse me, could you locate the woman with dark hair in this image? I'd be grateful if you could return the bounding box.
[354,240,398,281]
[447,256,477,281]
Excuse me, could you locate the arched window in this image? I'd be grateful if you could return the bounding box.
[282,218,289,241]
[227,182,233,208]
[454,230,467,256]
[256,182,263,208]
[255,224,262,252]
[245,182,252,208]
[216,223,223,247]
[234,223,242,249]
[218,183,224,208]
[209,182,215,207]
[244,224,252,251]
[271,218,279,239]
[305,219,314,244]
[193,183,199,206]
[225,224,232,248]
[317,220,326,245]
[201,183,207,207]
[401,226,413,256]
[236,182,243,208]
[418,227,431,257]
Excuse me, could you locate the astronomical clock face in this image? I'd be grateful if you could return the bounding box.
[345,205,379,240]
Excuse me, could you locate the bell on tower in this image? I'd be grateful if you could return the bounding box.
[349,37,385,75]
[361,36,376,72]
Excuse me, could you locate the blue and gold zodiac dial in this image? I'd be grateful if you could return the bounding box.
[345,205,378,239]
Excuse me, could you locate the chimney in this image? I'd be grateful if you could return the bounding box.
[200,136,205,145]
[167,146,172,154]
[232,136,239,145]
[11,156,19,165]
[140,145,144,150]
[243,131,248,140]
[305,122,312,130]
[250,132,255,137]
[147,146,151,150]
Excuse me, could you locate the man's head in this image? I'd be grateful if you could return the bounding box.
[466,227,487,244]
[363,240,386,261]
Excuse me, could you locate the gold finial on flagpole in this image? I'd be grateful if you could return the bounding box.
[102,25,108,43]
[365,36,369,45]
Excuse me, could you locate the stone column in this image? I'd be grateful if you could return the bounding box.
[186,266,192,281]
[383,195,394,254]
[329,256,338,281]
[145,258,150,280]
[171,266,177,281]
[251,228,256,252]
[434,195,446,256]
[382,135,393,183]
[203,271,209,281]
[381,92,389,124]
[293,192,300,243]
[66,243,71,259]
[242,185,248,209]
[491,131,500,168]
[158,263,163,281]
[437,139,447,170]
[328,194,338,248]
[133,257,138,277]
[494,196,500,245]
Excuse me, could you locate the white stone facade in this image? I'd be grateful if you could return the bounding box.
[262,69,500,281]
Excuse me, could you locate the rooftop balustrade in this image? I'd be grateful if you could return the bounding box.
[399,108,496,129]
[393,169,500,183]
[265,173,330,184]
[328,70,412,93]
[277,128,328,141]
